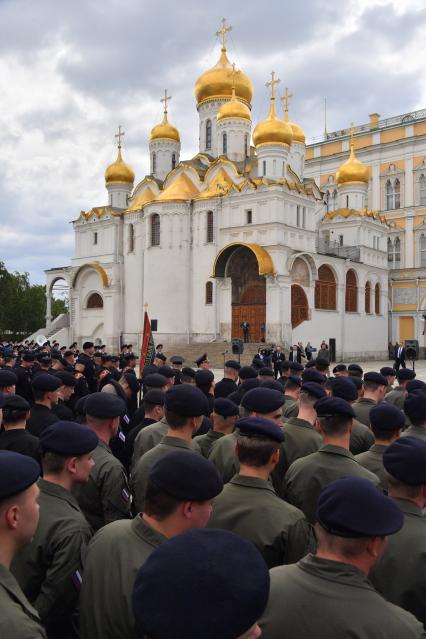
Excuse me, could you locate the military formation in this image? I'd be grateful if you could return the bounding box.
[1,338,426,638]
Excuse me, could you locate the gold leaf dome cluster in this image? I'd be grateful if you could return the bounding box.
[217,86,251,122]
[253,96,293,147]
[105,146,135,185]
[336,138,369,185]
[287,120,305,144]
[150,111,180,143]
[195,47,253,106]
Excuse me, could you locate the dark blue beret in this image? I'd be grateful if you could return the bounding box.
[370,403,405,431]
[124,352,137,361]
[396,368,416,381]
[317,476,403,537]
[241,388,284,413]
[158,366,176,379]
[0,370,18,387]
[82,341,94,349]
[214,398,239,417]
[380,367,396,377]
[170,356,184,365]
[101,354,113,363]
[364,372,387,386]
[165,385,209,417]
[315,357,329,368]
[22,353,36,362]
[181,367,196,378]
[289,361,304,372]
[301,382,327,399]
[32,373,62,392]
[1,394,30,411]
[302,369,326,384]
[40,421,98,455]
[74,395,89,416]
[348,364,363,374]
[285,375,302,387]
[315,396,355,418]
[195,353,208,366]
[261,380,284,392]
[280,361,290,371]
[332,364,347,373]
[348,376,363,391]
[384,436,426,485]
[195,369,215,386]
[144,373,169,388]
[252,359,264,370]
[259,367,274,377]
[0,451,40,500]
[132,529,270,639]
[85,392,126,418]
[224,360,241,371]
[331,377,358,402]
[237,416,284,443]
[53,371,77,387]
[406,379,426,393]
[241,378,261,392]
[404,390,426,422]
[154,353,167,362]
[238,366,258,380]
[149,451,222,500]
[143,389,165,406]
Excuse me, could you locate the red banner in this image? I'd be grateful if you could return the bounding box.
[139,311,155,374]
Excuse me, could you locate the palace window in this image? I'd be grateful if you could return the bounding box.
[86,293,103,309]
[296,205,300,227]
[152,152,156,174]
[419,174,426,206]
[172,153,176,170]
[420,235,426,267]
[302,207,306,228]
[315,265,337,310]
[375,283,380,314]
[205,281,213,305]
[385,178,401,210]
[345,269,357,312]
[332,189,338,211]
[222,132,227,155]
[206,120,212,150]
[263,161,266,177]
[206,211,214,243]
[128,224,135,253]
[151,214,160,247]
[365,281,371,314]
[244,133,249,158]
[394,237,401,267]
[93,232,98,245]
[246,209,252,224]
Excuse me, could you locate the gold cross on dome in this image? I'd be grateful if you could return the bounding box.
[216,18,232,49]
[281,87,293,113]
[115,125,125,148]
[266,71,280,99]
[349,122,355,145]
[161,89,172,114]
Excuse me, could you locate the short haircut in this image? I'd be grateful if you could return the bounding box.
[371,424,400,441]
[348,370,363,379]
[299,390,317,408]
[143,400,163,413]
[33,389,50,402]
[363,381,382,393]
[318,414,352,436]
[236,435,279,467]
[285,378,300,392]
[315,523,370,558]
[385,473,423,498]
[41,451,70,474]
[224,366,237,375]
[164,408,190,429]
[181,374,194,384]
[144,479,181,519]
[1,407,27,424]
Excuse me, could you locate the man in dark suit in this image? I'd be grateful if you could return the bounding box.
[272,346,286,379]
[289,345,302,364]
[394,342,406,371]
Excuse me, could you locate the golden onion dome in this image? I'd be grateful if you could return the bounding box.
[195,47,253,106]
[253,97,293,147]
[336,140,369,185]
[105,146,135,185]
[288,121,305,144]
[217,86,251,122]
[150,111,180,143]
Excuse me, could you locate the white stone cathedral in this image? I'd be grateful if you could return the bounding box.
[46,20,391,360]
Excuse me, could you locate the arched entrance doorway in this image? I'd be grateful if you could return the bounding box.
[291,285,308,328]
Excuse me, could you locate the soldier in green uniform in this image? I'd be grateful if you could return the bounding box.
[355,403,404,488]
[385,367,416,411]
[80,450,222,639]
[329,377,375,455]
[284,396,379,523]
[194,397,239,457]
[260,476,425,639]
[371,436,426,627]
[75,393,132,530]
[132,528,270,639]
[282,376,301,419]
[352,371,387,426]
[209,416,313,567]
[11,421,97,638]
[0,451,47,638]
[401,390,426,441]
[380,366,396,395]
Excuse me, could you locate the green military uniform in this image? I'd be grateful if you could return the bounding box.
[284,444,379,523]
[349,419,375,455]
[401,425,426,441]
[370,498,426,627]
[281,417,322,469]
[259,554,426,638]
[131,436,199,513]
[207,432,239,482]
[282,396,298,419]
[0,565,47,638]
[208,474,313,568]
[11,479,92,638]
[355,444,388,488]
[80,515,166,639]
[385,383,394,395]
[193,429,224,457]
[385,386,406,410]
[131,417,168,468]
[351,397,377,426]
[75,441,132,531]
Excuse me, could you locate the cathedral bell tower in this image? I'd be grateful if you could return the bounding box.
[104,126,135,209]
[149,90,181,181]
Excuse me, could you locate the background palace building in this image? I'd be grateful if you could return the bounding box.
[42,21,426,360]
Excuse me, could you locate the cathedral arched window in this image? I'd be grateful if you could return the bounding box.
[205,281,213,305]
[394,179,401,209]
[325,191,330,212]
[222,132,227,155]
[332,189,338,211]
[375,283,380,315]
[245,133,249,158]
[420,235,426,267]
[86,293,103,309]
[128,224,135,253]
[206,120,212,150]
[206,211,214,243]
[263,161,266,177]
[152,152,157,175]
[151,214,160,247]
[345,269,357,312]
[315,265,336,310]
[365,281,371,314]
[394,237,401,267]
[172,153,176,170]
[387,238,393,265]
[385,180,393,210]
[420,174,426,206]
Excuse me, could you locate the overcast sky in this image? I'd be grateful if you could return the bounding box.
[1,0,425,284]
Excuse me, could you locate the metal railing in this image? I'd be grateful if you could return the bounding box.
[316,238,361,262]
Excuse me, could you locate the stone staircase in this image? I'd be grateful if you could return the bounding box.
[162,341,267,369]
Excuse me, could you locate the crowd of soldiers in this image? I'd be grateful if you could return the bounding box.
[0,338,426,638]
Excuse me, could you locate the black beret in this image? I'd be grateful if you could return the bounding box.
[124,352,137,361]
[101,354,113,363]
[301,382,327,399]
[144,373,168,388]
[85,392,126,418]
[22,353,36,362]
[40,421,98,455]
[181,367,196,379]
[241,388,284,413]
[406,379,426,393]
[237,416,284,443]
[0,370,18,387]
[214,398,239,417]
[314,396,355,418]
[241,378,261,392]
[384,436,426,485]
[315,357,329,368]
[289,362,304,372]
[158,366,176,379]
[1,394,30,411]
[285,375,302,388]
[258,367,274,377]
[195,369,215,386]
[332,364,347,373]
[369,403,405,431]
[380,367,396,377]
[261,380,284,392]
[194,353,208,366]
[32,373,62,392]
[170,355,184,365]
[38,355,51,365]
[238,366,258,380]
[331,377,358,402]
[317,476,403,537]
[123,372,140,394]
[0,451,40,500]
[53,371,77,387]
[82,341,94,349]
[348,364,363,374]
[50,350,61,361]
[132,529,269,639]
[64,350,74,358]
[149,450,222,500]
[396,368,416,381]
[302,369,326,384]
[143,389,165,406]
[364,372,387,386]
[251,359,264,371]
[155,353,167,362]
[349,376,364,391]
[280,361,290,371]
[404,390,426,422]
[224,360,241,371]
[165,385,209,417]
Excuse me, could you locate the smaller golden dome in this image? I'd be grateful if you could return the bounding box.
[288,121,305,144]
[336,140,369,185]
[253,97,293,147]
[217,87,251,122]
[150,111,180,143]
[105,146,135,185]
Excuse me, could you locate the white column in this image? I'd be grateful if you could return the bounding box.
[405,156,414,207]
[372,162,380,210]
[405,211,414,268]
[46,290,52,328]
